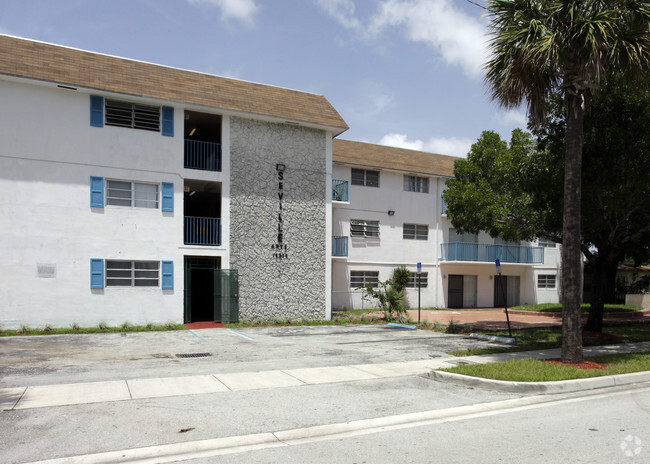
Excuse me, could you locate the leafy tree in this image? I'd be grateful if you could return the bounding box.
[445,78,650,335]
[533,75,650,331]
[484,0,650,363]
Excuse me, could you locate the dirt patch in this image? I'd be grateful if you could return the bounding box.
[545,359,607,370]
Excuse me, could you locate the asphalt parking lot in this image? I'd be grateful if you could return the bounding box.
[0,324,500,387]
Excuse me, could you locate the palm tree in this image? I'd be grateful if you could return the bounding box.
[484,0,649,363]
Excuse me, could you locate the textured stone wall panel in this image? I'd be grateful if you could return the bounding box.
[230,117,327,320]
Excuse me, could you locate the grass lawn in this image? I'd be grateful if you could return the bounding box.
[448,323,650,357]
[0,322,186,336]
[441,351,650,382]
[510,303,644,313]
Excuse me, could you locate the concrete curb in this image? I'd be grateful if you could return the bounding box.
[426,369,650,394]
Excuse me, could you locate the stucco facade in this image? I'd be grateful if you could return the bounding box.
[330,141,562,311]
[0,35,345,329]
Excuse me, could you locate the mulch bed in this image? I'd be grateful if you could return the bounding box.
[545,359,607,370]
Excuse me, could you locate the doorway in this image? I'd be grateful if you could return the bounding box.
[494,275,520,307]
[448,275,477,308]
[184,256,239,323]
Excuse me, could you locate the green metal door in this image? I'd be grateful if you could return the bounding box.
[215,270,239,323]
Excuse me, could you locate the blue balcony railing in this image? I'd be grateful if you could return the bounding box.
[184,139,222,172]
[332,179,349,202]
[184,216,221,246]
[332,236,348,257]
[440,242,544,264]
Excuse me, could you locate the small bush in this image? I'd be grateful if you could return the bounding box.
[19,324,31,334]
[70,322,81,331]
[145,322,154,330]
[121,321,132,331]
[43,324,53,333]
[97,321,108,330]
[446,319,464,334]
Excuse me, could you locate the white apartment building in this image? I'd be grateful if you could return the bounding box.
[0,35,348,329]
[330,140,561,310]
[0,36,560,330]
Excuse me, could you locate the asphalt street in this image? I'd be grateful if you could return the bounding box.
[1,325,649,463]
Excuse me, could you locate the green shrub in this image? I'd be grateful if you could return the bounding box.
[43,324,53,333]
[70,322,81,331]
[120,321,132,330]
[391,266,411,293]
[97,321,108,330]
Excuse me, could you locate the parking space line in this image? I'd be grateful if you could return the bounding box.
[227,329,256,341]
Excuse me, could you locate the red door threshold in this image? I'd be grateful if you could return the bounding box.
[185,321,226,329]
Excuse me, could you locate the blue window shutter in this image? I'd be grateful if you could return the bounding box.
[161,261,173,289]
[162,106,174,136]
[161,182,174,212]
[90,259,104,289]
[90,176,104,208]
[90,95,104,127]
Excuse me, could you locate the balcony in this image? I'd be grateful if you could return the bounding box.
[332,236,348,257]
[440,242,544,264]
[184,139,222,172]
[184,216,221,246]
[332,179,349,202]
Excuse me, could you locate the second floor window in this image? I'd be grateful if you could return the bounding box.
[351,168,379,187]
[538,237,557,248]
[403,223,428,240]
[106,180,159,208]
[404,175,429,193]
[350,219,380,238]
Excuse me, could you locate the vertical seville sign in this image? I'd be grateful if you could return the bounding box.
[272,163,288,259]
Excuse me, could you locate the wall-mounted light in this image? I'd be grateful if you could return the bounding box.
[189,191,196,197]
[388,210,395,216]
[276,163,286,171]
[188,128,196,137]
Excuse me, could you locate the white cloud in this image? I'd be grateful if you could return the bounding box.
[317,0,488,79]
[316,0,361,30]
[379,133,473,158]
[187,0,259,25]
[495,108,528,128]
[370,0,488,79]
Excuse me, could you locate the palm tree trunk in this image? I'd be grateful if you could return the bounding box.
[561,91,585,364]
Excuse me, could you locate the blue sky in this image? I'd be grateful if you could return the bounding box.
[0,0,528,157]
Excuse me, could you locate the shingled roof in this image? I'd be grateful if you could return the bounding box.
[0,35,349,135]
[333,139,461,177]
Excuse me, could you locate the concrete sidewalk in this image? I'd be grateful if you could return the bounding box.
[3,341,649,411]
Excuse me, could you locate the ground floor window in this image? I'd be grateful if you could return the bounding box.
[106,260,159,287]
[538,274,556,288]
[406,272,428,288]
[350,271,379,288]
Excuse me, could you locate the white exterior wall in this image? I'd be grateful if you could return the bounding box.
[331,165,445,310]
[331,162,562,310]
[0,78,230,328]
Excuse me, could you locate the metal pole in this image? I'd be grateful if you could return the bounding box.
[501,276,512,337]
[418,273,421,323]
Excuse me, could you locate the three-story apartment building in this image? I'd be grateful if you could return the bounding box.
[0,35,560,329]
[330,139,561,311]
[0,35,348,329]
